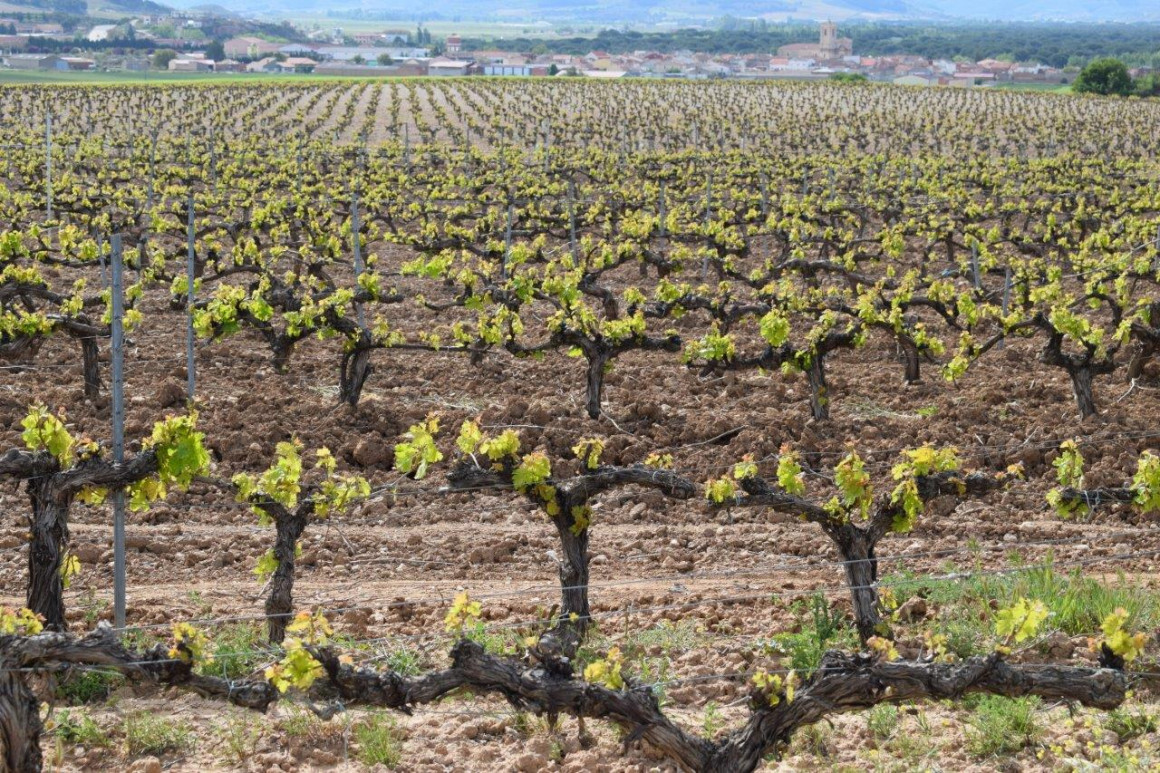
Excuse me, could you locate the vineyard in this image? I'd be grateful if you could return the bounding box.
[1,79,1160,771]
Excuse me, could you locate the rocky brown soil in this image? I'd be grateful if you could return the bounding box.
[3,164,1160,773]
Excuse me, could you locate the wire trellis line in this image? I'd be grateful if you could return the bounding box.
[5,547,1160,684]
[18,525,1147,629]
[45,543,1156,644]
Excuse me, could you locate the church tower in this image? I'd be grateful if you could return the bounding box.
[820,21,839,58]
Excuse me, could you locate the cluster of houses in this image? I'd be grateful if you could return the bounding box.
[155,36,549,78]
[0,19,68,55]
[203,37,437,76]
[172,24,1078,86]
[0,14,203,51]
[2,18,1152,88]
[3,53,96,71]
[564,50,1073,86]
[479,24,1074,86]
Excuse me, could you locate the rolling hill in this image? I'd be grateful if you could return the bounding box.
[158,0,1157,23]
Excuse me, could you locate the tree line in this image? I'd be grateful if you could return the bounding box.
[463,21,1160,69]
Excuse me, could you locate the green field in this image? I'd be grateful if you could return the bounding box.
[993,81,1073,93]
[0,70,381,85]
[0,69,570,86]
[0,71,1087,95]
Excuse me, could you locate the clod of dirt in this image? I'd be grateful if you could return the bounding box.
[351,437,392,468]
[127,758,162,773]
[896,596,928,622]
[153,378,187,409]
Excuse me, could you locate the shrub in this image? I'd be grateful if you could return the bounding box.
[1073,58,1133,96]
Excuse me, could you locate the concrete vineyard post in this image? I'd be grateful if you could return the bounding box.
[352,188,366,329]
[111,234,127,629]
[701,176,712,280]
[44,112,52,220]
[999,265,1012,350]
[659,179,667,238]
[186,195,196,401]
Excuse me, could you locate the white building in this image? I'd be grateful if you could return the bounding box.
[894,75,935,87]
[428,58,469,76]
[87,24,117,42]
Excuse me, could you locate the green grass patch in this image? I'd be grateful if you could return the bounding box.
[1105,707,1158,742]
[353,712,405,767]
[701,701,725,739]
[965,695,1041,757]
[621,619,707,657]
[220,712,263,764]
[205,622,271,680]
[761,593,859,672]
[993,82,1073,93]
[867,704,899,743]
[123,711,194,757]
[54,669,124,705]
[52,709,110,747]
[462,619,528,657]
[375,646,426,676]
[883,560,1160,652]
[277,706,324,738]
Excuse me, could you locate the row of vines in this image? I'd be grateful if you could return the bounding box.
[2,79,1160,772]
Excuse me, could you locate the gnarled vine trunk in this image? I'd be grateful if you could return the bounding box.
[57,318,106,400]
[1126,302,1160,382]
[1126,341,1155,382]
[547,333,679,421]
[0,664,41,773]
[1039,332,1115,419]
[271,337,296,375]
[548,513,591,657]
[2,449,162,635]
[806,357,829,421]
[898,336,920,384]
[79,334,100,400]
[700,652,1126,772]
[1067,366,1098,419]
[339,345,373,408]
[732,471,1006,645]
[26,479,70,631]
[449,462,694,661]
[584,350,612,420]
[267,511,309,644]
[830,525,883,643]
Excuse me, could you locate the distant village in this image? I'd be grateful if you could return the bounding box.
[0,15,1132,87]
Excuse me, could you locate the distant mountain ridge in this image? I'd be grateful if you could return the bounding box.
[923,0,1160,21]
[3,0,171,15]
[161,0,1158,23]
